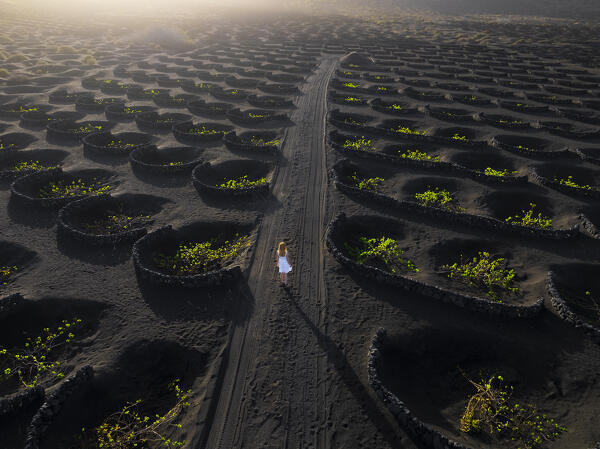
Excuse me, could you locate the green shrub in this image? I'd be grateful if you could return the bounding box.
[345,236,419,273]
[84,213,151,235]
[39,178,111,199]
[0,68,9,78]
[81,379,191,449]
[218,175,267,189]
[553,175,595,191]
[343,136,375,151]
[249,136,280,146]
[187,126,223,136]
[390,125,427,135]
[460,371,566,448]
[386,104,403,110]
[154,235,250,275]
[414,188,463,211]
[343,96,365,104]
[347,171,384,191]
[505,203,552,229]
[12,161,59,172]
[441,251,518,301]
[478,167,518,177]
[399,148,439,162]
[0,265,17,285]
[0,319,83,388]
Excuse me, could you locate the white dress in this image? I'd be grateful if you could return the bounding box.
[278,250,292,274]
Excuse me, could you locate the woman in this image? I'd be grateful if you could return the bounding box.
[276,241,292,286]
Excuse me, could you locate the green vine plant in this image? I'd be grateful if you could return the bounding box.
[248,112,268,119]
[12,160,59,172]
[0,141,16,151]
[343,96,365,104]
[72,124,105,136]
[505,203,552,229]
[498,119,524,125]
[477,167,518,178]
[344,117,365,126]
[390,125,427,136]
[1,265,18,285]
[0,319,83,388]
[187,126,223,136]
[39,178,111,199]
[414,187,464,212]
[459,370,566,448]
[568,290,600,322]
[347,171,384,192]
[154,234,250,275]
[386,104,403,110]
[218,175,267,189]
[515,145,534,152]
[553,175,596,191]
[84,211,152,235]
[441,251,519,302]
[399,149,440,162]
[249,136,280,146]
[105,140,138,150]
[451,133,469,141]
[80,379,191,449]
[343,136,376,152]
[345,236,419,273]
[6,106,39,113]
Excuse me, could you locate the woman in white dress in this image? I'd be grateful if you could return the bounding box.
[277,241,292,286]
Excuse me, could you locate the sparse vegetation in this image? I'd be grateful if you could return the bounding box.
[343,136,376,151]
[249,136,280,146]
[460,371,566,448]
[0,319,83,388]
[11,161,59,172]
[218,175,268,189]
[83,213,151,235]
[154,234,250,275]
[553,175,595,191]
[347,171,384,191]
[505,203,552,229]
[414,188,463,212]
[105,140,140,150]
[390,124,427,135]
[0,265,18,286]
[399,149,439,162]
[569,290,600,321]
[345,236,419,273]
[187,126,223,136]
[80,379,191,449]
[442,251,518,301]
[39,178,111,199]
[451,133,469,141]
[478,167,518,177]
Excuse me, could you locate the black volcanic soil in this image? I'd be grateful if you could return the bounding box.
[1,8,600,449]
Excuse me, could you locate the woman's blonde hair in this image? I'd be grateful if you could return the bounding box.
[278,241,287,257]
